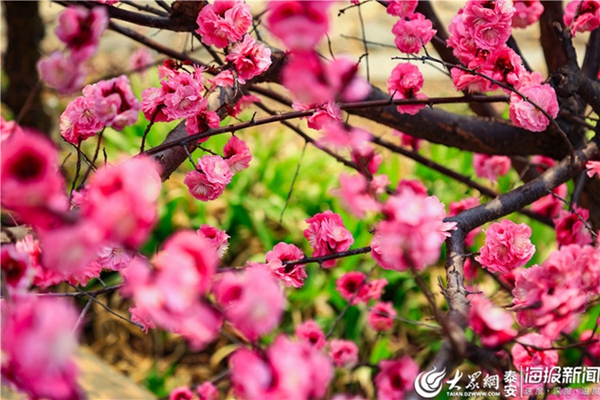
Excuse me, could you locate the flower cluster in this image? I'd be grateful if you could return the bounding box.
[512,243,600,339]
[392,12,436,55]
[476,219,535,273]
[335,271,388,305]
[472,153,511,181]
[564,0,600,35]
[196,0,252,48]
[387,63,427,115]
[469,294,517,348]
[303,211,354,268]
[38,6,107,93]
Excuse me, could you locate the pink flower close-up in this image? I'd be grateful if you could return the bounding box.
[303,210,354,268]
[476,219,535,273]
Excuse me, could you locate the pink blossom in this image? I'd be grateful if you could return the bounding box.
[580,330,600,366]
[83,75,141,130]
[214,267,284,341]
[586,160,600,177]
[336,272,368,304]
[306,101,343,130]
[387,63,427,115]
[375,356,420,400]
[266,1,332,51]
[469,294,517,348]
[37,51,87,94]
[1,295,82,400]
[55,6,107,61]
[230,335,332,399]
[303,210,354,268]
[392,13,436,54]
[373,192,457,271]
[1,129,67,213]
[1,116,21,143]
[329,339,359,368]
[60,95,104,144]
[209,70,235,88]
[198,155,234,185]
[295,320,327,350]
[511,333,558,371]
[226,35,272,82]
[463,0,515,51]
[369,302,397,331]
[509,83,559,132]
[95,245,134,271]
[82,156,162,247]
[123,251,222,349]
[451,67,492,93]
[512,244,597,339]
[448,10,477,64]
[472,153,511,181]
[334,174,381,218]
[1,244,35,292]
[320,123,372,151]
[394,130,422,151]
[449,197,482,247]
[164,85,204,120]
[223,135,252,173]
[232,94,261,116]
[396,178,428,196]
[486,46,526,89]
[196,0,252,48]
[386,0,418,17]
[351,143,382,174]
[264,242,307,288]
[197,382,219,400]
[512,0,544,28]
[197,224,230,259]
[184,170,226,201]
[554,207,593,246]
[531,183,567,219]
[129,47,154,73]
[564,0,600,35]
[185,109,221,135]
[170,387,193,400]
[476,219,535,273]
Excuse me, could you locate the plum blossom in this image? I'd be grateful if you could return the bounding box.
[230,335,332,399]
[336,272,388,305]
[37,51,87,94]
[223,135,252,173]
[387,63,427,115]
[463,0,515,51]
[392,13,436,54]
[586,160,600,177]
[197,224,230,259]
[1,129,67,215]
[449,197,482,247]
[512,0,544,28]
[485,46,526,90]
[295,320,327,350]
[129,47,154,73]
[394,130,422,151]
[511,333,559,371]
[512,244,598,339]
[386,0,418,17]
[448,10,477,64]
[580,330,600,366]
[197,382,219,400]
[195,0,252,48]
[531,183,567,219]
[554,207,593,246]
[369,302,397,331]
[55,6,107,61]
[564,0,600,35]
[469,294,517,348]
[329,339,359,368]
[291,101,343,131]
[509,83,559,132]
[1,244,36,292]
[213,266,284,341]
[94,245,134,271]
[185,155,232,202]
[320,124,372,152]
[375,356,420,400]
[334,174,381,218]
[83,75,141,130]
[261,242,307,288]
[170,387,193,400]
[209,70,235,88]
[60,95,103,144]
[225,35,272,82]
[476,219,535,273]
[1,295,82,400]
[82,156,161,248]
[303,211,354,268]
[472,153,511,181]
[372,191,456,271]
[232,94,260,117]
[266,1,332,51]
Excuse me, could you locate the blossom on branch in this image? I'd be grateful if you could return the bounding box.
[295,320,327,350]
[369,302,397,332]
[469,294,517,348]
[303,211,354,268]
[476,219,535,273]
[375,357,419,400]
[55,5,107,62]
[564,0,600,35]
[392,13,436,55]
[472,153,511,181]
[512,0,544,28]
[225,35,272,82]
[509,83,559,132]
[387,63,427,115]
[329,339,359,368]
[195,0,252,48]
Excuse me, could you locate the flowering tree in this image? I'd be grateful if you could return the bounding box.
[2,0,600,399]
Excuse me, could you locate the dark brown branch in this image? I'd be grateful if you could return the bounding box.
[540,1,568,73]
[283,246,372,267]
[582,28,600,80]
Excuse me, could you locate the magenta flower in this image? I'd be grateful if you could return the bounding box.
[509,83,559,132]
[476,219,535,273]
[197,224,230,259]
[449,197,482,247]
[199,155,234,186]
[472,153,511,181]
[225,35,272,82]
[196,382,219,400]
[469,294,517,348]
[196,0,252,48]
[554,207,593,246]
[303,210,354,268]
[463,0,514,51]
[1,295,82,400]
[223,135,252,173]
[586,160,600,178]
[83,75,141,130]
[334,173,381,218]
[387,63,427,115]
[60,95,104,144]
[264,242,307,288]
[511,333,558,371]
[184,170,226,202]
[169,387,193,400]
[386,0,418,17]
[329,339,359,368]
[295,320,327,350]
[512,0,544,28]
[37,51,87,94]
[564,0,600,35]
[266,1,331,51]
[392,13,436,55]
[55,5,107,61]
[375,356,420,400]
[369,302,397,332]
